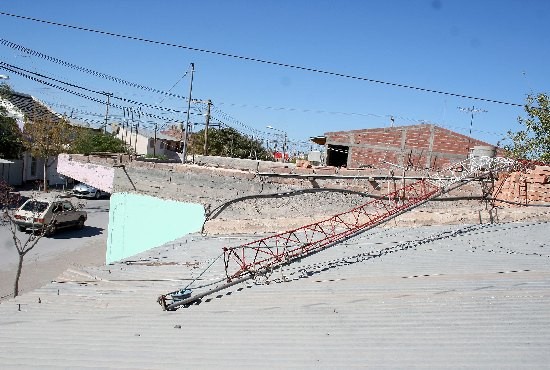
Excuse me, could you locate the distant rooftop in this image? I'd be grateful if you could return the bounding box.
[0,91,65,124]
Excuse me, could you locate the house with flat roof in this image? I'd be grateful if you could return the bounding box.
[113,123,182,160]
[0,91,84,186]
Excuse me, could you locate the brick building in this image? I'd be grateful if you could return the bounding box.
[323,124,498,169]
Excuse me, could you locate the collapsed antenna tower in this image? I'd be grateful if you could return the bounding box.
[158,156,516,311]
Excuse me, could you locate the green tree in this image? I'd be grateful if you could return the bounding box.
[23,117,76,192]
[189,127,272,160]
[72,129,129,155]
[504,93,550,162]
[0,84,24,159]
[0,107,23,159]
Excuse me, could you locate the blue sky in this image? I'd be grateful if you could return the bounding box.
[0,0,548,152]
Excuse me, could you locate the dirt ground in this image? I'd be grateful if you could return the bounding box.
[0,233,106,302]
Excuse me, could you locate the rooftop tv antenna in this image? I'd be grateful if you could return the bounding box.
[458,106,488,151]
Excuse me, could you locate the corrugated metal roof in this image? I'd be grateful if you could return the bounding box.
[1,92,65,124]
[0,221,549,368]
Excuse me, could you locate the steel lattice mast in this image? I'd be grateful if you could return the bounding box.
[159,156,516,310]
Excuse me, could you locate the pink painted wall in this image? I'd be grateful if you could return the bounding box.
[57,154,115,193]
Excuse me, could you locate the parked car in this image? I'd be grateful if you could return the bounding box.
[13,196,87,236]
[72,183,109,199]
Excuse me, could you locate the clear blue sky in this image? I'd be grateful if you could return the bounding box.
[0,0,548,152]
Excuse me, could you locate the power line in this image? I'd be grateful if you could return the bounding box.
[0,62,188,126]
[0,11,523,107]
[0,38,190,101]
[0,37,510,137]
[0,61,204,125]
[0,61,187,114]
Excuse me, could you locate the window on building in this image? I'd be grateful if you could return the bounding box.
[149,138,154,148]
[326,145,349,167]
[30,156,37,176]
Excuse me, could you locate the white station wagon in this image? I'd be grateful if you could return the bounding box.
[13,196,87,236]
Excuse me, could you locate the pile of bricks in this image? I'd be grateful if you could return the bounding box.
[494,165,550,204]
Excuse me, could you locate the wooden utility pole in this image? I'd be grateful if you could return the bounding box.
[102,92,113,134]
[203,99,212,156]
[134,122,139,154]
[153,123,157,158]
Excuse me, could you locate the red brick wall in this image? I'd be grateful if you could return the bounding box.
[404,127,431,149]
[354,129,403,147]
[325,124,497,169]
[351,147,398,167]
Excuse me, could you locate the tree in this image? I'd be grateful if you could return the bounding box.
[0,107,23,159]
[0,181,48,298]
[0,84,24,160]
[504,93,550,162]
[71,129,129,155]
[22,116,76,192]
[189,127,273,160]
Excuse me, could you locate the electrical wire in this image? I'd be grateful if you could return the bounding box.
[0,38,511,143]
[1,61,186,114]
[0,11,524,107]
[0,62,188,126]
[0,37,509,140]
[0,38,190,102]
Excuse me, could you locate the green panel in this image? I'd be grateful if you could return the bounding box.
[107,192,205,264]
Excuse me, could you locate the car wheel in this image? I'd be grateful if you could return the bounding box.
[18,225,26,232]
[94,191,100,199]
[46,223,57,237]
[77,217,85,230]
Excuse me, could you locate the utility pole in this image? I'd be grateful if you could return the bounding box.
[134,122,139,154]
[153,123,157,158]
[102,92,113,134]
[203,99,212,156]
[266,125,288,162]
[458,105,488,153]
[182,63,195,163]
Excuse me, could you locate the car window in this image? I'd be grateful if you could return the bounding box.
[62,202,73,211]
[21,201,49,213]
[52,202,63,213]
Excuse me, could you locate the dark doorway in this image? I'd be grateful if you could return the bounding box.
[327,145,349,167]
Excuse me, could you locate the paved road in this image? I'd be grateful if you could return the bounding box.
[0,196,110,300]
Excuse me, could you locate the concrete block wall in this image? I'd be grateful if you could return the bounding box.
[193,155,290,172]
[56,154,306,263]
[57,153,487,263]
[112,161,297,211]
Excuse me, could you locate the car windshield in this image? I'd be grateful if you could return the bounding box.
[21,201,49,213]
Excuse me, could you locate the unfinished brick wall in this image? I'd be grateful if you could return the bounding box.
[325,124,498,169]
[494,166,550,204]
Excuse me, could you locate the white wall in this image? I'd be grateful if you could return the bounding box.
[116,127,167,157]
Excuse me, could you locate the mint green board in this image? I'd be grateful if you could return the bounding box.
[106,192,205,264]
